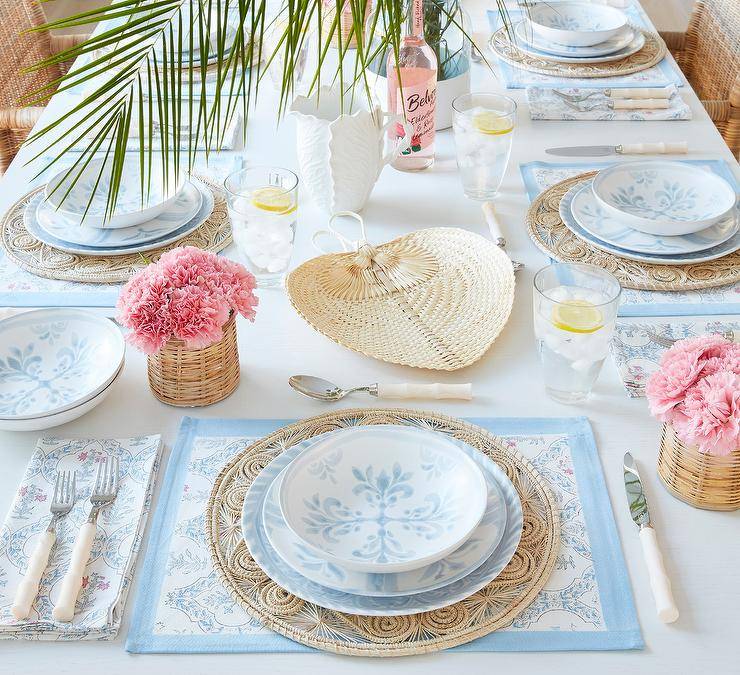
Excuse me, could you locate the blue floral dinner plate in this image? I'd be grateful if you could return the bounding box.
[263,434,509,597]
[0,309,125,420]
[559,181,740,265]
[242,431,523,616]
[25,178,214,257]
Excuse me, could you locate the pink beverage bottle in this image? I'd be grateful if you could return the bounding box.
[386,0,438,171]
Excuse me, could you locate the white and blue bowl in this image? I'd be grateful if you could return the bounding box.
[278,425,489,574]
[528,2,628,47]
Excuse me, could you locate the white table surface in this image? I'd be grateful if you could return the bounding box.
[1,1,739,673]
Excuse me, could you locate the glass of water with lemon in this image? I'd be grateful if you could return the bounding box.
[224,166,299,288]
[452,93,516,201]
[533,263,621,403]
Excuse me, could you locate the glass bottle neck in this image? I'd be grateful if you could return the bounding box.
[406,0,424,39]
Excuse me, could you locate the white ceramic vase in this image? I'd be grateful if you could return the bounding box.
[289,87,412,214]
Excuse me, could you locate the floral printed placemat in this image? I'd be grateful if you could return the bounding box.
[126,416,642,653]
[0,435,162,640]
[519,159,740,317]
[611,319,740,397]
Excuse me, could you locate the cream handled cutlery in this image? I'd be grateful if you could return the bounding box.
[11,470,77,620]
[52,457,119,623]
[481,202,524,272]
[546,142,688,156]
[553,86,675,103]
[623,452,679,624]
[289,375,472,401]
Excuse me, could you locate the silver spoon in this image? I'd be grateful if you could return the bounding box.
[289,375,473,401]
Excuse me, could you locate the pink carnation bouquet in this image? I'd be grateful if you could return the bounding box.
[646,335,740,456]
[117,247,258,354]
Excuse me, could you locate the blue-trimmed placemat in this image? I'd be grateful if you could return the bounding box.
[126,416,642,654]
[519,159,740,318]
[486,4,684,90]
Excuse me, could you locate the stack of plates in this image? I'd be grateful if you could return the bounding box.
[0,309,125,431]
[242,424,524,615]
[28,156,214,257]
[559,161,739,265]
[514,2,644,64]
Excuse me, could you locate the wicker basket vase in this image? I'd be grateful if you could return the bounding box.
[147,313,240,407]
[658,424,740,511]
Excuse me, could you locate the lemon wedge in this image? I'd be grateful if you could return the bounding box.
[552,300,604,334]
[251,186,297,215]
[472,111,514,135]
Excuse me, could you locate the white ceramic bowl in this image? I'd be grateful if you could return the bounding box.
[0,362,122,431]
[528,2,628,47]
[278,425,488,573]
[592,161,738,236]
[0,309,125,420]
[45,156,184,229]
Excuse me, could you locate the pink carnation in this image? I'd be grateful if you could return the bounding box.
[117,247,258,354]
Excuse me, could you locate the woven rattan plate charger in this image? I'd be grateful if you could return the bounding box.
[0,175,231,284]
[286,223,516,371]
[206,408,560,657]
[489,26,666,78]
[527,171,740,291]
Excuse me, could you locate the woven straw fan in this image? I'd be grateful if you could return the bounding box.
[286,213,516,370]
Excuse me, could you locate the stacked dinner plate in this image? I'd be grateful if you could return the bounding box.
[241,424,524,615]
[559,160,739,265]
[513,2,645,64]
[27,155,214,257]
[0,309,125,431]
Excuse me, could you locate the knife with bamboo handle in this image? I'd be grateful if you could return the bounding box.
[600,87,675,99]
[611,99,670,109]
[546,141,688,157]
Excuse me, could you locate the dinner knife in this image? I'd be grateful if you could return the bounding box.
[623,452,679,623]
[546,141,688,157]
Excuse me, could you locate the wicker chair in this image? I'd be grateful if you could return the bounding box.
[0,1,88,175]
[660,0,740,157]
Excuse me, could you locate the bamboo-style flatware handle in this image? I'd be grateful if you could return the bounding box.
[612,99,670,110]
[52,522,96,623]
[620,142,688,154]
[377,383,473,400]
[11,530,56,619]
[639,526,679,623]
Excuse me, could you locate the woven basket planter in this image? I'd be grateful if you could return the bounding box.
[147,313,240,407]
[658,424,740,511]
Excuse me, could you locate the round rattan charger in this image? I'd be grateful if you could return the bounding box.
[526,171,740,291]
[206,408,560,657]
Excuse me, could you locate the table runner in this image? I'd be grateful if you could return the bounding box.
[519,159,740,317]
[126,416,642,653]
[487,4,683,89]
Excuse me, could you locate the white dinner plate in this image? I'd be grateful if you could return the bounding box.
[26,178,214,256]
[516,20,635,57]
[559,181,740,265]
[264,434,508,596]
[569,181,738,255]
[242,431,523,615]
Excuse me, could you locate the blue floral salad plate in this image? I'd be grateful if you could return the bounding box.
[560,181,740,265]
[26,178,214,257]
[592,160,738,235]
[242,431,523,615]
[277,425,488,574]
[527,1,628,47]
[0,309,124,420]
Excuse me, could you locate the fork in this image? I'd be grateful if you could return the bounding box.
[553,87,675,103]
[11,470,77,619]
[52,457,119,623]
[644,328,738,348]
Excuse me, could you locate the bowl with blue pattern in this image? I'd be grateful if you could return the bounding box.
[528,2,628,47]
[278,425,488,573]
[592,160,738,235]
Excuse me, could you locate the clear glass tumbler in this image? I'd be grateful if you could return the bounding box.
[452,92,516,201]
[533,263,621,403]
[224,167,299,288]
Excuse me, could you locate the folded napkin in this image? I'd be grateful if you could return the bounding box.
[611,319,740,397]
[0,435,162,640]
[527,86,692,121]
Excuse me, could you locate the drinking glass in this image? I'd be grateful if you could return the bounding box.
[533,263,621,403]
[224,167,299,288]
[452,92,517,201]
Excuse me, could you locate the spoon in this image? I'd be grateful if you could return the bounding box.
[289,375,473,401]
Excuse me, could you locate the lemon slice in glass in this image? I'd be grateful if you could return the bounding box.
[552,300,604,334]
[251,186,297,215]
[472,111,514,135]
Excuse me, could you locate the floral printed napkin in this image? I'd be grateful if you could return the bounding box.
[0,435,162,639]
[611,319,740,397]
[526,86,692,121]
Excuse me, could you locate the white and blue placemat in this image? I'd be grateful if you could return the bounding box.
[519,159,740,317]
[126,416,642,653]
[487,4,684,90]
